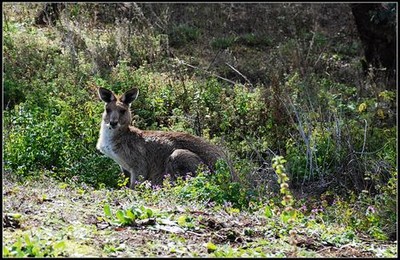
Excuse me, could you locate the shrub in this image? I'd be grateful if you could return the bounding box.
[3,97,120,188]
[3,20,62,108]
[172,160,253,209]
[168,24,200,48]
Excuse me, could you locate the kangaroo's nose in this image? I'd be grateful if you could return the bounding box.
[110,121,118,128]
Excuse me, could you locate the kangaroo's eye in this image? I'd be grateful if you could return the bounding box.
[106,108,112,114]
[119,109,126,115]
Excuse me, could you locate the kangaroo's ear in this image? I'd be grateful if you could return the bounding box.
[121,88,139,105]
[98,87,116,103]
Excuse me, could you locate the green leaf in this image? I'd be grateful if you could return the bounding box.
[23,234,32,246]
[31,245,41,257]
[11,213,22,219]
[116,210,126,223]
[264,205,273,218]
[145,208,154,218]
[206,242,217,252]
[177,215,188,227]
[3,246,10,256]
[104,204,112,218]
[53,241,66,252]
[125,209,136,221]
[14,238,23,251]
[288,209,297,220]
[280,211,291,223]
[133,206,142,217]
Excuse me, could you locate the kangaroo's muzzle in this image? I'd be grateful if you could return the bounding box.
[109,121,118,129]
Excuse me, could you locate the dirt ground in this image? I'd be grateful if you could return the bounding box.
[2,175,397,257]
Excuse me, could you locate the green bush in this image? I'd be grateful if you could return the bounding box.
[3,21,62,107]
[172,160,252,209]
[280,72,396,190]
[3,97,120,187]
[168,24,200,48]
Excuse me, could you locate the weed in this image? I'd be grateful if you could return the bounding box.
[103,204,160,226]
[3,234,66,257]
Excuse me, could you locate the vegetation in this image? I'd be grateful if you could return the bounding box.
[3,3,397,257]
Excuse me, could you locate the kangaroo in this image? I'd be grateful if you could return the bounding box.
[96,87,226,189]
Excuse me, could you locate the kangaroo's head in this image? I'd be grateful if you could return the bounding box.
[98,87,139,130]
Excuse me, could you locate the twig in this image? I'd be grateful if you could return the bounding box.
[267,147,277,157]
[284,95,313,183]
[306,30,315,63]
[225,62,253,87]
[207,49,221,70]
[178,59,239,86]
[360,119,367,155]
[186,230,207,237]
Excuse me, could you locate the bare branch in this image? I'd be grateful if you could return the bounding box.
[177,59,241,86]
[225,62,253,87]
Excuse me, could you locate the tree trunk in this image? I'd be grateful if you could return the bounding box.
[351,3,396,89]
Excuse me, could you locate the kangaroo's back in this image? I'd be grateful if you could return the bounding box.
[142,130,224,168]
[96,87,227,188]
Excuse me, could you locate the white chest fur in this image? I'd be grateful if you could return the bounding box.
[96,123,130,170]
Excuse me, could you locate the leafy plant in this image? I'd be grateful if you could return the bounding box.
[3,98,119,187]
[168,24,201,47]
[103,204,158,226]
[177,215,196,229]
[3,234,66,257]
[172,159,252,209]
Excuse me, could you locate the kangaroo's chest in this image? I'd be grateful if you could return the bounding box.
[98,139,117,160]
[97,126,130,170]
